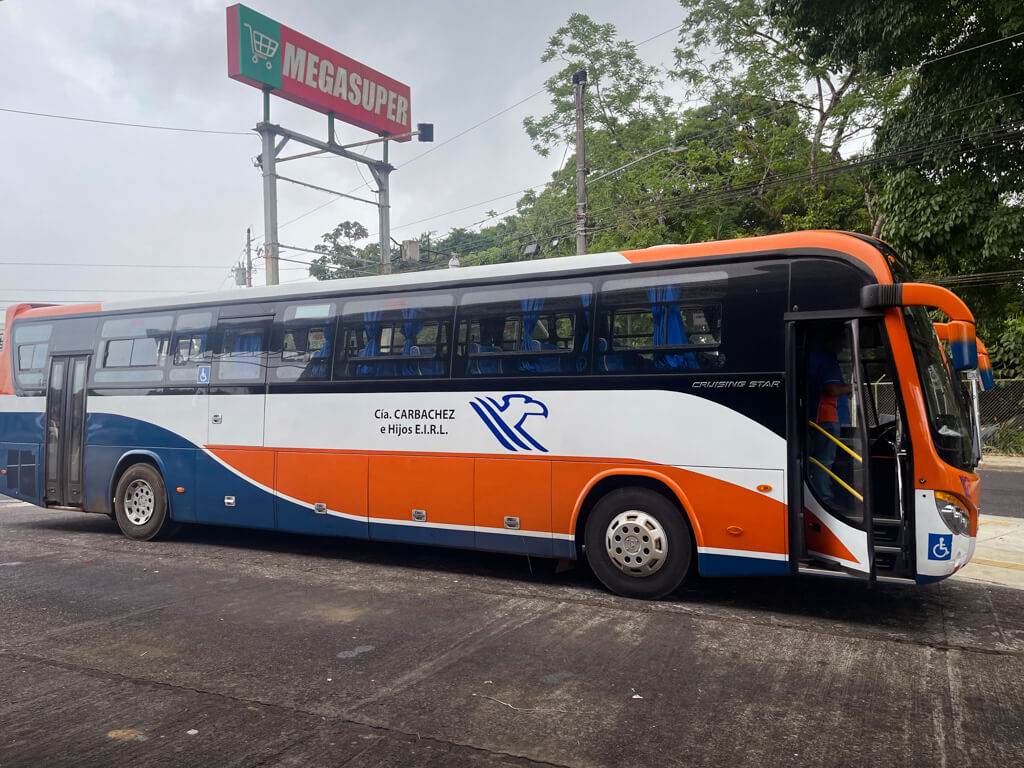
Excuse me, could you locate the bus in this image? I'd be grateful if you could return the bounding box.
[0,231,985,599]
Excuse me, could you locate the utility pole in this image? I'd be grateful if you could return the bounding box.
[258,92,280,285]
[245,227,253,287]
[377,140,392,274]
[573,69,588,256]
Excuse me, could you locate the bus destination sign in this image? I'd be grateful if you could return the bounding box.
[226,4,412,140]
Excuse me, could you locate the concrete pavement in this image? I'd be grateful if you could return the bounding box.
[1,498,1023,767]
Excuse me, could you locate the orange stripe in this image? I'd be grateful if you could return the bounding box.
[620,231,893,283]
[208,446,788,557]
[804,510,858,564]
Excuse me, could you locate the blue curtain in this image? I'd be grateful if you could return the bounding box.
[646,286,698,369]
[520,298,545,372]
[356,311,383,376]
[401,307,426,376]
[520,298,543,349]
[306,325,331,379]
[234,332,262,354]
[577,293,592,372]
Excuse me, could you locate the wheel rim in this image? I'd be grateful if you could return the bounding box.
[605,510,668,577]
[123,479,156,526]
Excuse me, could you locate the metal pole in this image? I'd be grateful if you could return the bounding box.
[573,69,588,256]
[378,140,392,274]
[245,227,253,287]
[258,122,280,286]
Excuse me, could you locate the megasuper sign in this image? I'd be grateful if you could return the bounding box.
[226,4,412,140]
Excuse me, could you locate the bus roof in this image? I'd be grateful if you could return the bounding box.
[17,230,894,320]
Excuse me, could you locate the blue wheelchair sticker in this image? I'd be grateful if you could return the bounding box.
[928,533,952,561]
[197,365,211,385]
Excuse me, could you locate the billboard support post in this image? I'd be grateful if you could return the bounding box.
[257,120,280,285]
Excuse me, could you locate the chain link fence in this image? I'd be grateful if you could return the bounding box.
[869,378,1024,455]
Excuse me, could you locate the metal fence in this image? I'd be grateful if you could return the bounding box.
[869,377,1024,453]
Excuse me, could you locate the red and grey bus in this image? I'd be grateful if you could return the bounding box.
[0,231,985,598]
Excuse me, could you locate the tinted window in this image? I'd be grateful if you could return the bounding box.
[336,294,452,379]
[214,324,268,383]
[597,271,726,373]
[12,322,52,392]
[455,282,592,377]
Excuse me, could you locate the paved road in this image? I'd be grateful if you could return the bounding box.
[979,469,1024,518]
[1,498,1023,768]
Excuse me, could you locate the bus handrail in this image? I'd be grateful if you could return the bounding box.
[808,457,865,502]
[808,420,863,463]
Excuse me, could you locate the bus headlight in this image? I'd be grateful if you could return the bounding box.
[935,491,971,536]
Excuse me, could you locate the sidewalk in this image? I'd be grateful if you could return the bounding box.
[955,514,1024,589]
[979,454,1024,471]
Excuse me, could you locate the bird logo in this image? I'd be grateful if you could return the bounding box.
[470,394,549,452]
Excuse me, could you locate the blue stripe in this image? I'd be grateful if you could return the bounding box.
[698,552,789,577]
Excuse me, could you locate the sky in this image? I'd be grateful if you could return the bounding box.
[0,0,686,313]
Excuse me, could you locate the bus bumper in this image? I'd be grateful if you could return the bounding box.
[914,489,976,583]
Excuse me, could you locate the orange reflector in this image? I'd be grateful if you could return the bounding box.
[0,469,5,475]
[727,526,743,535]
[176,487,185,494]
[756,484,772,493]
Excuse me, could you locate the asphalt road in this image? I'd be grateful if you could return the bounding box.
[1,497,1023,768]
[979,469,1024,518]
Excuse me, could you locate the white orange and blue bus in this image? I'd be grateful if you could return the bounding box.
[0,231,986,598]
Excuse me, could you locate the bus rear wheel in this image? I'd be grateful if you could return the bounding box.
[584,487,692,599]
[114,463,178,541]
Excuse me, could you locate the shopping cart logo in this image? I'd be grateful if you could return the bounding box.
[244,22,279,69]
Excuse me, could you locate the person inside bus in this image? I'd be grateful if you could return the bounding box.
[808,327,852,503]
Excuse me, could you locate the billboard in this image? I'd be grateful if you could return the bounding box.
[226,4,412,141]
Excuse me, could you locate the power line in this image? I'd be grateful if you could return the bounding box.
[0,261,232,270]
[0,107,252,136]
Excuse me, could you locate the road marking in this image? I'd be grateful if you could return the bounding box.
[970,557,1024,572]
[0,562,25,567]
[979,520,1013,527]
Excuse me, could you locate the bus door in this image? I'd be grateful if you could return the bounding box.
[788,319,875,578]
[44,355,90,508]
[199,315,274,529]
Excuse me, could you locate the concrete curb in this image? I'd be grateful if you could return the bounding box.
[979,454,1024,471]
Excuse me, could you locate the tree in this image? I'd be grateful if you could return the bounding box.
[307,221,378,280]
[767,0,1024,335]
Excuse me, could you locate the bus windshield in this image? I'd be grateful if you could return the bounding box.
[903,307,974,470]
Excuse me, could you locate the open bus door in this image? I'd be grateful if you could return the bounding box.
[788,319,877,579]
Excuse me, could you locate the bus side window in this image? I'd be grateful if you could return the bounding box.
[93,313,173,386]
[12,322,53,393]
[597,271,726,373]
[455,282,593,377]
[335,295,452,379]
[168,311,214,385]
[273,302,337,383]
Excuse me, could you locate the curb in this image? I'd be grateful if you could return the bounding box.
[979,455,1024,471]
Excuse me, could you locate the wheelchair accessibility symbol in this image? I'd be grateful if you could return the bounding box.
[928,533,952,561]
[197,365,211,385]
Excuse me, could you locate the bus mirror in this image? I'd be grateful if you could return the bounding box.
[977,340,995,390]
[861,283,978,370]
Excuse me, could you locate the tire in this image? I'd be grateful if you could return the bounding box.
[114,463,178,541]
[584,487,692,599]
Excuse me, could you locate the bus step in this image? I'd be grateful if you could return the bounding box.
[871,526,904,545]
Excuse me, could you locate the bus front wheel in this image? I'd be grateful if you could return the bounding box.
[584,487,692,599]
[114,463,179,541]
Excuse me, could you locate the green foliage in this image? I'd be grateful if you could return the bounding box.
[307,220,378,280]
[991,421,1024,456]
[988,316,1024,379]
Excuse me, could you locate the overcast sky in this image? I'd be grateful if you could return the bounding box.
[0,0,685,312]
